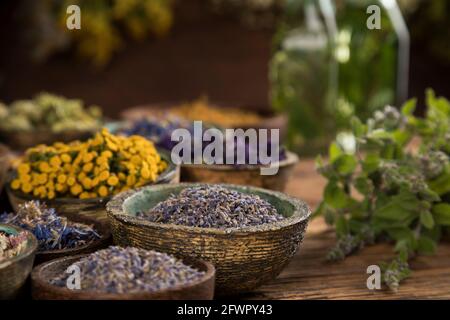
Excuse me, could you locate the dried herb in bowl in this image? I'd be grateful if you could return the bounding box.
[137,185,285,228]
[0,230,28,262]
[0,92,102,133]
[0,201,99,252]
[51,246,205,294]
[170,97,263,128]
[10,128,168,200]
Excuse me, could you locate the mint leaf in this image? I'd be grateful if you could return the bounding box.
[324,182,350,209]
[420,210,435,229]
[432,203,450,226]
[401,98,417,116]
[334,154,357,175]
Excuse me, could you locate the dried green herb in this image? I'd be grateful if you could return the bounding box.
[315,89,450,291]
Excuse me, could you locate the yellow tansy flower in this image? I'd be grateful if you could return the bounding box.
[57,174,67,184]
[61,153,71,163]
[101,150,113,158]
[19,174,31,183]
[70,184,82,196]
[49,156,61,167]
[18,163,30,175]
[39,162,51,173]
[98,185,109,197]
[83,162,94,173]
[11,179,21,190]
[126,175,136,186]
[37,173,48,185]
[79,192,90,199]
[107,175,119,186]
[99,171,110,181]
[67,176,76,186]
[82,177,93,190]
[21,183,33,194]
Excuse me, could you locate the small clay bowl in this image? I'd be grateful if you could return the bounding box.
[0,224,38,300]
[5,151,180,222]
[0,128,98,151]
[181,151,299,191]
[106,183,311,296]
[31,254,215,300]
[33,214,112,266]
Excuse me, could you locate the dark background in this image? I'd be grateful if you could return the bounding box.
[0,0,449,117]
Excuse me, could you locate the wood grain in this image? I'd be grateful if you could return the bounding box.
[241,159,450,300]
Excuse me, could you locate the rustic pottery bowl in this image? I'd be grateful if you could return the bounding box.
[0,224,38,299]
[106,183,311,296]
[181,151,299,192]
[5,151,180,222]
[31,254,215,300]
[33,215,112,266]
[0,128,98,151]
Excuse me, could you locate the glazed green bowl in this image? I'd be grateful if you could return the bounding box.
[0,224,38,300]
[106,183,311,296]
[6,151,180,222]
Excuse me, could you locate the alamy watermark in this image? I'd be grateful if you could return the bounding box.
[65,265,81,290]
[366,265,381,290]
[170,121,281,176]
[66,5,81,30]
[367,5,381,30]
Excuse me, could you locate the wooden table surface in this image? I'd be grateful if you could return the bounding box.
[243,160,450,300]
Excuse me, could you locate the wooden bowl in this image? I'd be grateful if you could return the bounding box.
[5,151,180,222]
[0,224,38,299]
[33,215,112,266]
[0,128,98,151]
[181,151,299,191]
[31,254,215,300]
[106,183,311,296]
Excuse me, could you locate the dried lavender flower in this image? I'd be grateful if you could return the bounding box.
[51,246,205,294]
[137,186,284,229]
[0,201,100,251]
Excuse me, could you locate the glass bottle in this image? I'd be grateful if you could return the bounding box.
[270,0,338,154]
[270,0,409,154]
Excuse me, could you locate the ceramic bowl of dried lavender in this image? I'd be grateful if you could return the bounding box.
[0,224,38,299]
[6,151,179,223]
[31,246,215,300]
[106,183,311,296]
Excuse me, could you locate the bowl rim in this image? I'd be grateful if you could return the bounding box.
[180,150,299,171]
[5,149,178,204]
[0,223,38,269]
[31,252,215,299]
[106,182,311,235]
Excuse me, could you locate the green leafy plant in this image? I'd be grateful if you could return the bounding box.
[315,89,450,291]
